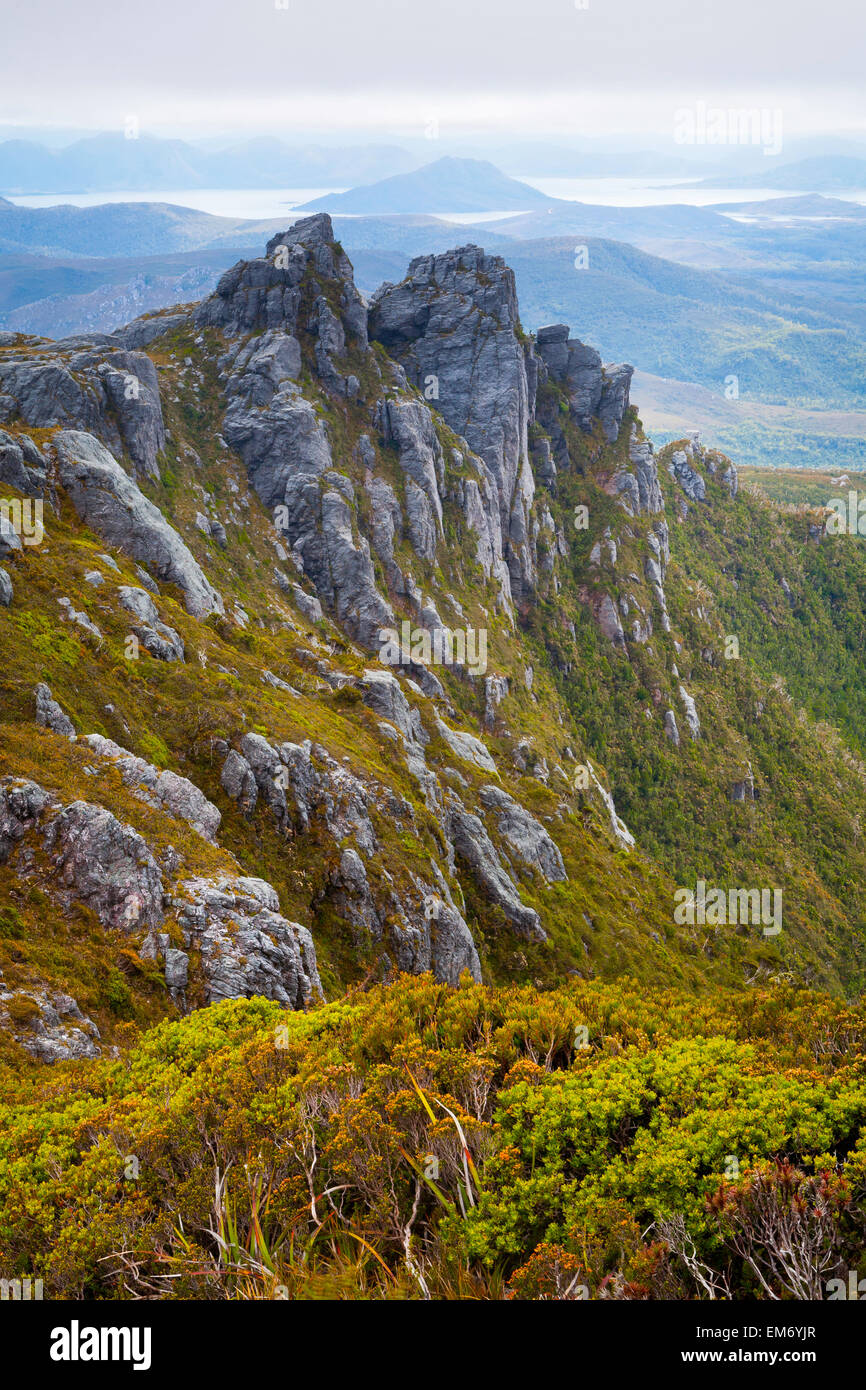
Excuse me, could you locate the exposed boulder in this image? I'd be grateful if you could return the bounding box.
[0,567,11,605]
[447,793,544,940]
[83,734,221,843]
[52,430,223,618]
[220,749,258,816]
[0,428,48,495]
[326,846,481,986]
[168,875,321,1008]
[117,585,185,662]
[435,717,498,774]
[34,683,76,740]
[535,323,633,445]
[678,685,701,739]
[669,446,707,503]
[43,800,165,932]
[664,710,681,748]
[0,987,101,1062]
[478,784,567,882]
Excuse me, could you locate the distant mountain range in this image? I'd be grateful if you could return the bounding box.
[296,157,554,214]
[0,133,418,194]
[2,155,866,470]
[685,156,866,192]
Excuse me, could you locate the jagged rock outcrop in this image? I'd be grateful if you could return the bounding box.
[670,446,707,503]
[83,734,221,843]
[0,567,11,606]
[535,323,633,445]
[34,683,76,739]
[678,685,701,739]
[447,793,545,940]
[326,846,481,986]
[1,779,166,935]
[0,428,48,495]
[196,214,366,352]
[607,426,665,517]
[478,784,567,882]
[117,586,185,662]
[52,430,223,618]
[44,800,166,932]
[165,876,320,1008]
[234,732,380,855]
[0,775,321,1018]
[203,216,393,647]
[0,344,165,479]
[0,986,101,1062]
[370,245,535,600]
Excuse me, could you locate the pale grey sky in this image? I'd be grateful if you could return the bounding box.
[1,0,864,139]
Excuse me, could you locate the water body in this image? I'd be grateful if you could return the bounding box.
[9,178,866,220]
[7,188,344,218]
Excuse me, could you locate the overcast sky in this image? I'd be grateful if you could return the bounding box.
[2,0,864,141]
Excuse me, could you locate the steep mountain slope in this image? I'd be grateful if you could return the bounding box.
[2,214,866,1075]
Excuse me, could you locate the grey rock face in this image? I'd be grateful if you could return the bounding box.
[0,512,22,558]
[0,567,11,605]
[599,364,634,444]
[371,245,535,599]
[0,987,101,1062]
[595,592,626,648]
[327,846,481,987]
[0,778,52,863]
[53,430,223,618]
[377,397,444,535]
[478,784,567,882]
[34,683,76,740]
[664,709,681,747]
[435,717,498,774]
[196,213,365,350]
[291,583,323,624]
[670,447,707,503]
[117,585,185,662]
[678,685,701,739]
[536,324,603,430]
[0,775,320,1018]
[0,347,165,480]
[239,732,379,856]
[207,221,392,648]
[360,669,422,745]
[447,794,545,940]
[220,749,259,815]
[418,891,482,985]
[171,875,321,1008]
[449,460,512,608]
[536,324,633,445]
[484,674,509,729]
[0,428,48,496]
[274,470,393,647]
[43,800,165,932]
[83,734,221,843]
[608,426,665,517]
